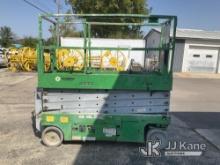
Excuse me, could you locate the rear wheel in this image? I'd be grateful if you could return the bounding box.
[146,128,168,149]
[42,126,63,147]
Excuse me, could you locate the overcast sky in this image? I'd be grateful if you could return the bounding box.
[0,0,220,38]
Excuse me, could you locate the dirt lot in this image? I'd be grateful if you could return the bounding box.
[0,70,220,165]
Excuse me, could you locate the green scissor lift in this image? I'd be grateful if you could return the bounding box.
[35,14,177,147]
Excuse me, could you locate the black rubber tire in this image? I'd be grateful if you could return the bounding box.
[42,126,63,147]
[146,128,168,149]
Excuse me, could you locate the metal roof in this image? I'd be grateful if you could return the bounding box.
[176,29,220,40]
[147,28,220,40]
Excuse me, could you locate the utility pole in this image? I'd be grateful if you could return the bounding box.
[56,0,61,14]
[55,0,61,46]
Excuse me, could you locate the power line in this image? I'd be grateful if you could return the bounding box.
[23,0,49,14]
[34,0,54,13]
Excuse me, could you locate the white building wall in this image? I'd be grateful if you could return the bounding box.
[182,39,220,73]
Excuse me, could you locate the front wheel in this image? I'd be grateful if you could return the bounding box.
[146,128,168,149]
[42,126,63,147]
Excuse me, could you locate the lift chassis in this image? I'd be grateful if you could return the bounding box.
[35,14,177,147]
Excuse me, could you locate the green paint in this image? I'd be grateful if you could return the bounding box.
[36,14,177,143]
[41,113,170,142]
[37,15,176,90]
[38,72,172,90]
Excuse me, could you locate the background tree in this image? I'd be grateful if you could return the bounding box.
[68,0,149,38]
[59,9,82,37]
[0,26,14,47]
[21,36,38,48]
[47,9,81,45]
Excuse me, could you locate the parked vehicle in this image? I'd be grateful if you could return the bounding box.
[0,48,7,67]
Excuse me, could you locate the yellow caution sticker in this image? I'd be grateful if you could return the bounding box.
[46,116,54,122]
[60,116,69,123]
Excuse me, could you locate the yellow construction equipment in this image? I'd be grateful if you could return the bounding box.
[101,50,127,71]
[20,47,37,71]
[44,52,51,72]
[8,47,50,72]
[7,47,36,72]
[56,48,84,71]
[7,47,127,72]
[55,49,127,71]
[7,48,20,72]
